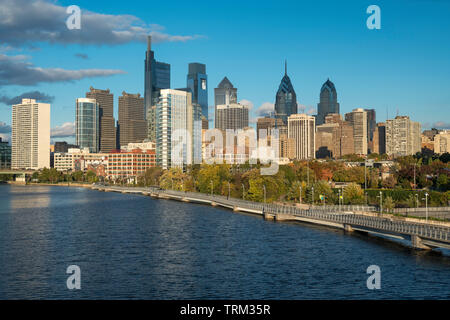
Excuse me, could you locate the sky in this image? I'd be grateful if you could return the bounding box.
[0,0,449,144]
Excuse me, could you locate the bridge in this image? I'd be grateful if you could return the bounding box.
[91,185,450,251]
[0,170,36,181]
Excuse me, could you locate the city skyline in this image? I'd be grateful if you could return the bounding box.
[0,0,450,144]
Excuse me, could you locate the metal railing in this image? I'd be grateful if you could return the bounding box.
[96,185,450,244]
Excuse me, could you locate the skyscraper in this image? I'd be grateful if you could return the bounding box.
[365,108,376,151]
[187,63,208,119]
[156,89,201,169]
[345,108,368,155]
[118,92,147,147]
[317,79,339,125]
[385,116,421,157]
[288,114,315,160]
[275,62,297,125]
[215,104,249,131]
[86,87,115,153]
[76,98,100,153]
[12,99,50,169]
[144,36,170,142]
[214,77,237,128]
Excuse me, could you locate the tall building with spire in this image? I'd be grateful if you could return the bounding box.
[316,79,339,125]
[275,61,297,125]
[144,35,170,142]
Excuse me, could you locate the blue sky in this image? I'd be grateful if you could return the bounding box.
[0,0,449,143]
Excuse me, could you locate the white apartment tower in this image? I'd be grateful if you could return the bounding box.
[385,116,421,157]
[156,89,201,169]
[288,114,315,160]
[12,99,50,169]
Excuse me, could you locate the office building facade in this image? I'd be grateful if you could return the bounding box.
[144,36,171,142]
[0,137,11,169]
[345,108,368,155]
[288,114,315,160]
[215,104,249,131]
[118,92,147,148]
[76,98,100,153]
[315,113,354,159]
[86,87,115,153]
[187,63,208,120]
[275,63,297,124]
[316,79,340,125]
[11,99,50,169]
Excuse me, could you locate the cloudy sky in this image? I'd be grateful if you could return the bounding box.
[0,0,449,143]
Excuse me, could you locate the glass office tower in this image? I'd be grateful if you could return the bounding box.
[187,63,208,120]
[317,79,340,125]
[275,62,297,125]
[144,36,170,142]
[76,98,100,153]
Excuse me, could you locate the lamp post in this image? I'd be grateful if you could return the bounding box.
[242,183,245,200]
[299,184,302,204]
[311,186,315,206]
[210,180,213,196]
[378,191,383,216]
[307,161,310,186]
[423,192,429,222]
[338,189,342,211]
[415,193,419,208]
[228,181,231,199]
[413,163,416,190]
[364,160,367,191]
[263,184,266,203]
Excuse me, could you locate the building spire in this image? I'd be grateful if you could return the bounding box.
[147,35,151,51]
[285,60,287,75]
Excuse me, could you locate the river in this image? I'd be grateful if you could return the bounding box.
[0,185,449,299]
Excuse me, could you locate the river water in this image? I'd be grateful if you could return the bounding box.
[0,185,449,299]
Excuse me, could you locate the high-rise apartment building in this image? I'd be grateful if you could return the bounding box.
[275,63,297,125]
[345,108,368,155]
[187,63,208,120]
[215,104,249,131]
[118,92,147,148]
[385,116,421,157]
[144,36,170,142]
[288,114,315,160]
[76,98,100,153]
[11,99,50,169]
[85,87,115,153]
[156,89,201,169]
[316,79,339,125]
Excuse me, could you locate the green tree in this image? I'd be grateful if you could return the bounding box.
[384,196,395,213]
[343,182,364,204]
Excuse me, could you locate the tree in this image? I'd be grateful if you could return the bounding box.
[343,183,364,204]
[384,196,395,213]
[381,175,397,189]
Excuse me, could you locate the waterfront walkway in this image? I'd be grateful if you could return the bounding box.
[92,185,450,250]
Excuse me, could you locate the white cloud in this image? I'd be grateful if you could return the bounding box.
[0,0,203,47]
[239,99,254,110]
[51,122,75,138]
[0,53,125,86]
[256,102,274,117]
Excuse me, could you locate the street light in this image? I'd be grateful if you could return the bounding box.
[415,193,419,208]
[423,192,429,222]
[228,181,231,199]
[211,180,214,196]
[311,186,315,206]
[299,184,302,204]
[242,183,245,200]
[338,189,342,211]
[263,184,266,203]
[377,191,383,216]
